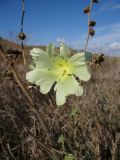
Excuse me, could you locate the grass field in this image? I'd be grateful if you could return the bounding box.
[0,38,120,160]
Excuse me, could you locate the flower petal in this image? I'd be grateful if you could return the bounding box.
[30,48,46,59]
[34,54,53,69]
[70,52,92,81]
[26,69,56,94]
[74,65,91,81]
[30,48,53,69]
[46,43,55,57]
[70,51,92,64]
[30,47,57,69]
[60,43,70,57]
[54,75,83,106]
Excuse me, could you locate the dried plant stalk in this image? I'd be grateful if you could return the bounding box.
[20,0,26,74]
[84,0,93,51]
[0,48,34,106]
[0,48,58,160]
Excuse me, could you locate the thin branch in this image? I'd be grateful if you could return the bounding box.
[20,0,26,74]
[84,0,93,51]
[21,0,25,32]
[21,42,26,74]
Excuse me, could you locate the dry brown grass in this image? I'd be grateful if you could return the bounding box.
[0,38,120,160]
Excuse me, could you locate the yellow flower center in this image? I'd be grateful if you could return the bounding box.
[53,57,74,81]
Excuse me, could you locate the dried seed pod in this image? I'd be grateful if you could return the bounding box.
[95,54,104,65]
[18,32,26,40]
[2,70,14,80]
[89,28,95,37]
[84,6,90,14]
[89,21,96,27]
[92,0,99,3]
[6,49,22,63]
[4,70,13,78]
[6,49,22,55]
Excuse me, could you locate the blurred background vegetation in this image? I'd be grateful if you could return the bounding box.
[0,38,120,160]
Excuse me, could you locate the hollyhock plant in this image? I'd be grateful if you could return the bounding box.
[26,43,92,106]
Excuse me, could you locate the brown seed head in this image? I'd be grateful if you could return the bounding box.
[89,28,95,37]
[95,54,104,65]
[84,6,90,14]
[18,32,26,40]
[92,0,99,3]
[89,21,96,27]
[4,70,13,78]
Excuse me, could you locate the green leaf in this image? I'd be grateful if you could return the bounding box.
[57,134,64,144]
[70,106,78,116]
[64,154,75,160]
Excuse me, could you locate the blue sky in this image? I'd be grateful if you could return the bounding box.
[0,0,120,56]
